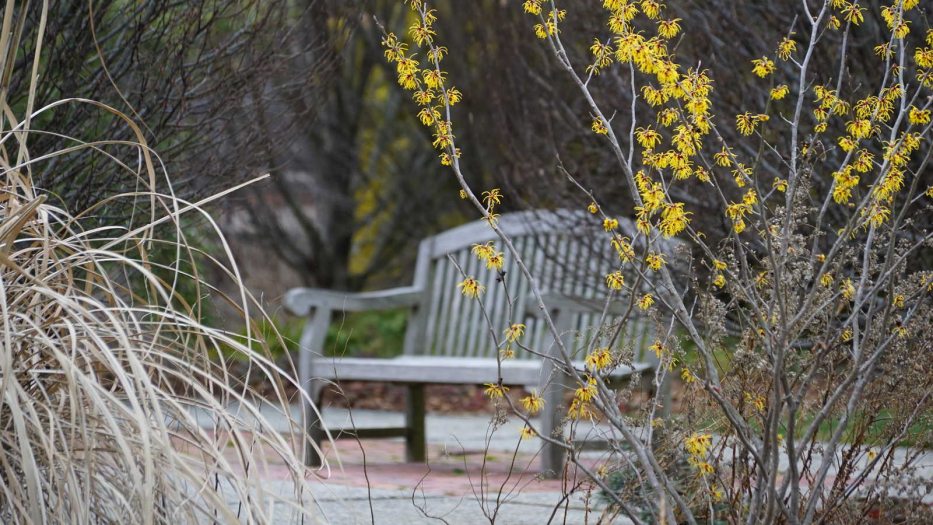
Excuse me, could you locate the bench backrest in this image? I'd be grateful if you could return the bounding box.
[402,209,667,363]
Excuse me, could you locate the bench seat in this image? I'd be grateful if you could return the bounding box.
[309,355,654,385]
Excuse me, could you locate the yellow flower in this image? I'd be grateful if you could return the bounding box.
[413,89,434,105]
[635,126,662,150]
[841,327,853,342]
[500,345,515,359]
[713,274,726,288]
[680,367,697,383]
[486,252,504,270]
[751,57,776,78]
[841,279,855,300]
[567,398,595,420]
[585,348,613,371]
[693,460,714,474]
[458,277,485,298]
[520,391,545,414]
[603,217,619,231]
[588,39,614,73]
[638,294,655,311]
[533,23,547,39]
[409,21,436,46]
[592,117,609,135]
[587,202,598,214]
[505,323,526,343]
[649,340,665,359]
[432,123,454,149]
[756,271,770,289]
[641,85,666,106]
[640,0,662,19]
[645,252,666,271]
[893,294,905,308]
[745,392,766,413]
[908,106,931,125]
[657,18,682,39]
[605,271,625,290]
[658,107,679,127]
[482,188,503,208]
[773,178,788,192]
[777,36,797,60]
[846,119,872,139]
[711,487,724,502]
[459,189,467,199]
[736,112,758,135]
[770,85,789,100]
[522,0,542,15]
[611,235,636,262]
[445,87,462,105]
[483,383,509,399]
[841,2,865,25]
[472,241,495,260]
[422,68,446,89]
[864,204,890,227]
[713,259,728,271]
[520,425,537,440]
[574,378,598,402]
[820,273,833,287]
[659,202,691,237]
[684,433,712,457]
[714,146,733,167]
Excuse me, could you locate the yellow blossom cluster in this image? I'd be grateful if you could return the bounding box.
[483,382,509,399]
[457,276,485,298]
[638,293,655,310]
[472,241,505,271]
[611,235,636,262]
[585,347,614,371]
[605,270,625,290]
[381,4,463,166]
[725,191,758,234]
[520,390,544,414]
[568,376,599,420]
[505,323,526,343]
[744,392,766,413]
[684,433,714,474]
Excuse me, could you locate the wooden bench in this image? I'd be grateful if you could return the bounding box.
[285,209,668,474]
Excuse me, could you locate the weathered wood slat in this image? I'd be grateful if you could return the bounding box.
[303,355,652,385]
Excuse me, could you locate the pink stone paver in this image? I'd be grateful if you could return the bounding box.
[225,434,597,496]
[308,439,573,495]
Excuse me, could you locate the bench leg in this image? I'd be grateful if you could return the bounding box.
[304,380,326,467]
[539,374,566,478]
[405,383,427,462]
[298,309,332,468]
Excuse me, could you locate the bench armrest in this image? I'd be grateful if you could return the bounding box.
[284,286,423,316]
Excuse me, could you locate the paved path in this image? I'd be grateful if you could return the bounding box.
[195,406,619,524]
[196,405,933,524]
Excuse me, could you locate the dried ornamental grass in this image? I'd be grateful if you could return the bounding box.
[0,2,323,523]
